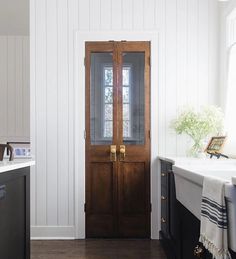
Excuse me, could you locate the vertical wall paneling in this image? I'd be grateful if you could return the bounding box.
[209,0,219,105]
[133,0,143,30]
[155,0,166,156]
[0,37,8,137]
[68,0,79,227]
[15,37,23,137]
[111,0,122,30]
[7,37,16,137]
[0,36,29,142]
[198,0,209,106]
[187,0,199,108]
[31,0,220,239]
[101,0,112,31]
[46,0,58,226]
[23,37,30,138]
[30,0,36,226]
[78,0,90,31]
[57,0,69,226]
[35,0,47,225]
[176,0,188,155]
[90,0,101,31]
[143,0,156,30]
[122,0,133,30]
[165,0,177,155]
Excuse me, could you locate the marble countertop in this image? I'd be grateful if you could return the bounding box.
[0,159,35,173]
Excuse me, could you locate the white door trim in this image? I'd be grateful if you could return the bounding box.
[74,31,160,239]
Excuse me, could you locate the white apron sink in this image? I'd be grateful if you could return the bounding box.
[173,163,236,252]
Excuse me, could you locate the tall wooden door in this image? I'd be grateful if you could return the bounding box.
[85,41,150,238]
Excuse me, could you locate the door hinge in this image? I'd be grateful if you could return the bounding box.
[84,130,86,140]
[84,203,86,212]
[149,57,151,66]
[84,57,86,66]
[149,130,151,139]
[150,203,152,212]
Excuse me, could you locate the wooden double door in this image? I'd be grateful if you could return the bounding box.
[85,41,151,238]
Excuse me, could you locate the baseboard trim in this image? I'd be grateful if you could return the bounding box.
[31,226,76,240]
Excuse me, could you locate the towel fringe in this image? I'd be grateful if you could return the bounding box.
[200,235,232,259]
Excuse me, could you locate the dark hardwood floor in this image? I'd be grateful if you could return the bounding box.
[31,239,167,259]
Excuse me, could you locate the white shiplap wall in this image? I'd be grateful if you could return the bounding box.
[30,0,220,239]
[0,36,30,142]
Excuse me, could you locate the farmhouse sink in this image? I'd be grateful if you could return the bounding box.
[173,164,236,252]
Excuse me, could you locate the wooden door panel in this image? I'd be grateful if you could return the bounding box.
[85,41,150,238]
[89,162,114,214]
[120,162,146,214]
[86,162,116,237]
[118,162,150,237]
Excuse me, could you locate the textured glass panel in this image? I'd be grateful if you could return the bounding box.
[104,121,113,138]
[122,68,130,86]
[105,104,113,120]
[90,53,113,145]
[105,87,113,103]
[123,121,131,138]
[104,67,113,86]
[122,52,145,145]
[123,104,130,120]
[123,87,129,103]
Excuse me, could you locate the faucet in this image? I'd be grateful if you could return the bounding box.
[0,144,14,161]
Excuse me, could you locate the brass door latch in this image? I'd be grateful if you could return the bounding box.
[110,145,117,161]
[119,145,126,161]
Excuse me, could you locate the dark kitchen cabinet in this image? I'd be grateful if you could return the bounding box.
[0,167,30,259]
[159,159,236,259]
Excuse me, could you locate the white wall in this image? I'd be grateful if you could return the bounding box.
[0,0,29,35]
[0,36,30,142]
[30,0,220,239]
[218,0,236,157]
[219,0,236,109]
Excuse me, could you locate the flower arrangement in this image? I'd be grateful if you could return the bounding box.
[171,105,224,156]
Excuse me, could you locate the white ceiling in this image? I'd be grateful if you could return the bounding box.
[0,0,29,35]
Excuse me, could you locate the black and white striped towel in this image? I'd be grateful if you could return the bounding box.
[199,176,231,259]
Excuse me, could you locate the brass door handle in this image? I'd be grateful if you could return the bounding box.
[110,145,117,161]
[119,145,125,161]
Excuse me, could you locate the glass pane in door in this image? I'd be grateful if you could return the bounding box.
[90,53,113,145]
[122,52,145,145]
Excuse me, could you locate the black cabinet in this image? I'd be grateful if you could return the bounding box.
[159,159,236,259]
[159,160,179,259]
[0,167,30,259]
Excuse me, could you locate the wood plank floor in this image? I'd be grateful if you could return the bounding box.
[31,239,167,259]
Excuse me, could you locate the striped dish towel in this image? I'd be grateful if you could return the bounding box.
[199,176,231,259]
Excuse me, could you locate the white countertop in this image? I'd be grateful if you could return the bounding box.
[158,155,236,166]
[0,159,35,173]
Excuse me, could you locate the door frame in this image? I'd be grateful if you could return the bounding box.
[74,31,159,239]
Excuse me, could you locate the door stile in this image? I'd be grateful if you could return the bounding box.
[112,42,119,236]
[85,42,118,237]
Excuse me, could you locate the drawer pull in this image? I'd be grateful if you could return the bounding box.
[161,196,167,201]
[161,173,166,177]
[161,217,166,223]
